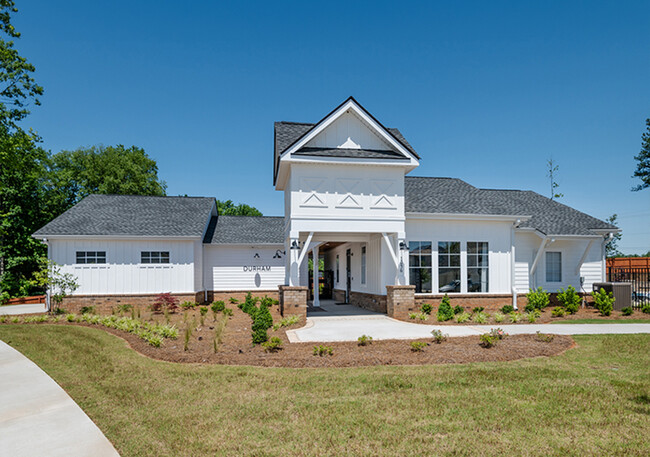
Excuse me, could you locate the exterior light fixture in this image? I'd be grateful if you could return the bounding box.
[253,253,260,259]
[273,250,285,259]
[290,241,300,250]
[399,241,409,251]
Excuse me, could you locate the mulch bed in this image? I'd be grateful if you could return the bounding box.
[397,305,648,325]
[7,305,575,368]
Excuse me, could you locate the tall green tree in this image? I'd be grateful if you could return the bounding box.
[0,1,48,296]
[632,118,650,191]
[48,144,167,212]
[217,199,262,216]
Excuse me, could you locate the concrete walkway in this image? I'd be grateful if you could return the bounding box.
[288,314,650,343]
[0,340,120,457]
[0,303,47,315]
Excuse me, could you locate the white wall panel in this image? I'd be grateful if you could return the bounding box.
[305,111,393,151]
[49,239,197,295]
[205,245,285,291]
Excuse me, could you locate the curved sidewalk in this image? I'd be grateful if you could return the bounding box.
[0,340,120,457]
[288,315,650,343]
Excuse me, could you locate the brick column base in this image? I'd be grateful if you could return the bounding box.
[386,285,416,319]
[279,286,308,319]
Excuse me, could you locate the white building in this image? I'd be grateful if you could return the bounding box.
[33,97,618,316]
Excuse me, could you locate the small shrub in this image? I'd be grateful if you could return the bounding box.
[0,315,7,323]
[524,303,535,313]
[420,303,433,315]
[79,305,95,315]
[151,293,179,314]
[116,304,133,314]
[229,297,239,304]
[472,312,488,324]
[262,336,283,352]
[508,312,521,323]
[557,285,581,314]
[431,329,448,344]
[453,305,464,315]
[180,301,196,310]
[272,314,299,330]
[500,305,514,314]
[65,313,77,322]
[410,341,427,352]
[0,291,10,305]
[10,316,20,323]
[527,287,550,310]
[357,335,373,346]
[200,306,208,316]
[490,328,507,340]
[211,301,226,313]
[223,308,233,317]
[52,307,66,315]
[454,312,471,323]
[525,312,537,323]
[535,331,555,343]
[493,312,505,323]
[471,307,485,314]
[621,306,634,316]
[313,345,333,356]
[551,306,566,318]
[592,288,615,316]
[437,294,454,322]
[479,333,498,348]
[642,304,650,314]
[183,325,192,351]
[252,327,268,344]
[409,312,428,321]
[146,334,163,348]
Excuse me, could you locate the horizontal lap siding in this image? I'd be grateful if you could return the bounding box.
[205,245,285,291]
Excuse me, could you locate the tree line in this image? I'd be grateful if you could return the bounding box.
[0,2,259,298]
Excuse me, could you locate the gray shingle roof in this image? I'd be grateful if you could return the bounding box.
[405,177,617,236]
[33,194,215,238]
[206,215,284,244]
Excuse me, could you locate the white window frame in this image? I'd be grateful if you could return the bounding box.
[141,251,170,264]
[466,241,489,293]
[75,251,106,264]
[545,251,562,282]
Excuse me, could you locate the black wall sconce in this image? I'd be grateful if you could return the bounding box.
[290,240,300,250]
[399,241,409,251]
[273,250,285,259]
[253,253,260,259]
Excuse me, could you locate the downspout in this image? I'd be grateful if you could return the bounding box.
[511,220,519,310]
[43,238,51,312]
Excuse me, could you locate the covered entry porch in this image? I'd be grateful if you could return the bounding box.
[287,231,408,314]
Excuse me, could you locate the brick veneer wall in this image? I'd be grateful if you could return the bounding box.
[414,294,525,312]
[350,291,387,313]
[386,285,416,319]
[207,290,279,304]
[279,286,308,318]
[61,292,204,314]
[332,289,346,303]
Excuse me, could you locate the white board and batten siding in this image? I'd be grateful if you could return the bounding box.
[49,239,196,295]
[204,245,285,291]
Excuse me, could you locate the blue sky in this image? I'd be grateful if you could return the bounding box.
[14,1,650,254]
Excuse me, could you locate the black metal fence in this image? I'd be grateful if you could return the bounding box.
[607,267,650,308]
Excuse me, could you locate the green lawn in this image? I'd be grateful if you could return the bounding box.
[1,325,649,457]
[551,319,650,324]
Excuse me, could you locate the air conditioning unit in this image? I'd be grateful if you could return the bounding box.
[592,282,632,310]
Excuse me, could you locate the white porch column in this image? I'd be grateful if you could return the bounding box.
[312,245,320,307]
[397,237,407,286]
[289,237,300,286]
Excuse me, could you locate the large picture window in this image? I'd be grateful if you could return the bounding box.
[141,251,170,264]
[467,242,489,292]
[76,251,106,264]
[438,241,460,292]
[409,241,432,293]
[546,252,562,282]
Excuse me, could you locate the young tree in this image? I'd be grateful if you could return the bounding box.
[632,118,650,191]
[547,158,563,200]
[31,258,79,312]
[604,214,622,258]
[217,199,263,216]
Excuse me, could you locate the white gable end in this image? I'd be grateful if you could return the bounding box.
[304,110,396,151]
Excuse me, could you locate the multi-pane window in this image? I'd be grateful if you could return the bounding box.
[76,251,106,264]
[141,251,170,264]
[409,241,432,293]
[546,252,562,282]
[361,246,366,284]
[438,241,461,292]
[467,242,489,292]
